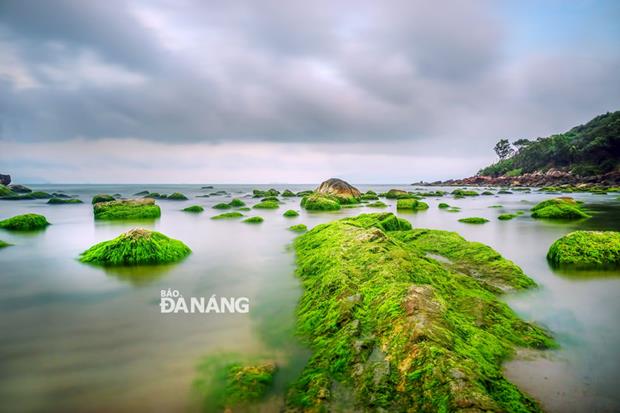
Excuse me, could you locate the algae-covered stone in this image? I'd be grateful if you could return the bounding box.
[384,189,414,199]
[0,213,50,231]
[92,194,115,204]
[253,188,279,198]
[229,198,246,207]
[283,209,299,217]
[243,216,264,224]
[315,178,361,203]
[260,196,280,203]
[213,203,232,210]
[167,192,188,200]
[498,213,517,221]
[94,199,161,220]
[458,217,489,224]
[79,228,191,266]
[396,198,429,210]
[183,205,204,213]
[282,189,296,197]
[288,213,553,411]
[531,197,590,220]
[452,189,479,197]
[47,198,83,204]
[301,193,341,211]
[289,224,308,233]
[0,184,15,197]
[438,203,450,209]
[211,212,244,220]
[360,192,379,201]
[366,201,387,208]
[253,200,280,209]
[0,240,11,248]
[547,231,620,268]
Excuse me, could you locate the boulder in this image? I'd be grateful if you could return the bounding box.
[316,178,361,200]
[0,174,10,185]
[8,184,32,193]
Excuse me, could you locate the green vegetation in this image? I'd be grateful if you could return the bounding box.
[547,231,620,268]
[253,188,279,198]
[228,198,246,207]
[498,213,518,221]
[260,196,280,203]
[134,190,150,196]
[238,207,251,211]
[92,194,115,204]
[481,191,494,195]
[213,203,232,210]
[94,199,161,220]
[1,191,53,200]
[282,189,296,197]
[438,202,450,209]
[360,193,379,200]
[447,207,461,213]
[0,184,15,197]
[396,198,429,210]
[0,213,50,231]
[0,240,11,248]
[289,213,553,411]
[183,205,204,213]
[366,201,387,208]
[480,111,620,177]
[531,197,590,220]
[211,212,244,220]
[79,228,191,266]
[47,198,83,204]
[452,189,479,197]
[243,216,264,224]
[289,224,308,233]
[498,190,513,194]
[296,190,313,197]
[301,194,341,211]
[384,189,415,199]
[253,200,280,209]
[167,192,188,200]
[458,217,489,224]
[283,209,299,217]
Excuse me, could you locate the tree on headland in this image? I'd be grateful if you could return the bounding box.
[493,139,514,160]
[512,139,532,151]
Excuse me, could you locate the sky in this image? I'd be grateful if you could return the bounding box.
[0,0,619,184]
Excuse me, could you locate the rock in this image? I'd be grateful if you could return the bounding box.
[316,178,361,201]
[300,193,341,211]
[396,199,429,210]
[92,194,115,204]
[8,184,32,193]
[383,189,415,199]
[93,198,161,220]
[547,231,620,268]
[531,197,590,220]
[0,213,50,231]
[0,174,10,185]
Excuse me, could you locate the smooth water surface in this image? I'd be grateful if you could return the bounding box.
[0,184,618,412]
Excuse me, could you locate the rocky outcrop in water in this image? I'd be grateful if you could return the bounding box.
[316,178,361,199]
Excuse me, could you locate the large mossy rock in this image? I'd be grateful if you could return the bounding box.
[79,228,191,266]
[93,199,161,220]
[0,213,50,231]
[300,193,341,211]
[531,197,590,219]
[288,212,553,411]
[547,231,620,268]
[315,178,361,203]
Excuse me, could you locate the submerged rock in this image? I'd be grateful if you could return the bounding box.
[253,188,280,198]
[211,212,244,220]
[316,178,361,203]
[8,184,32,193]
[0,184,15,197]
[47,198,83,204]
[183,205,204,213]
[283,209,299,217]
[366,201,387,208]
[243,216,264,224]
[383,189,415,199]
[253,200,279,209]
[228,198,246,207]
[93,199,161,220]
[0,213,50,231]
[289,224,308,233]
[458,217,489,224]
[167,192,188,200]
[79,228,191,266]
[92,194,115,204]
[282,189,296,197]
[531,197,590,219]
[498,213,517,221]
[547,231,620,268]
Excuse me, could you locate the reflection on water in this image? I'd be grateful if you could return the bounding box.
[0,184,619,412]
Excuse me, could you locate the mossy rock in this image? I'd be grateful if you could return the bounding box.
[79,228,191,266]
[238,207,251,211]
[289,224,308,233]
[481,191,494,195]
[253,200,280,209]
[366,201,387,208]
[498,213,517,221]
[300,193,341,211]
[211,212,244,220]
[183,205,204,213]
[0,213,50,231]
[360,193,379,201]
[289,213,553,411]
[489,205,503,208]
[458,217,489,224]
[213,203,232,210]
[94,199,161,220]
[253,188,279,198]
[243,216,264,224]
[167,192,188,200]
[144,192,167,199]
[384,189,415,199]
[498,190,513,194]
[1,191,53,200]
[229,198,246,207]
[260,196,280,203]
[452,189,479,197]
[547,231,620,268]
[396,198,429,210]
[531,198,590,220]
[92,194,115,204]
[283,209,299,217]
[282,189,296,197]
[47,198,83,204]
[0,184,16,197]
[0,240,11,248]
[134,190,150,196]
[447,207,461,213]
[438,203,450,209]
[296,190,313,197]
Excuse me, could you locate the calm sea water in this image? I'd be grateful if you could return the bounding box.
[0,184,619,413]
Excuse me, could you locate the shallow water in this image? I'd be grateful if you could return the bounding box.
[0,184,618,412]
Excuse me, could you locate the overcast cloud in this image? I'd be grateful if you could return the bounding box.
[0,0,619,183]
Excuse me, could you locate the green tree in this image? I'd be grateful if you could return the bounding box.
[494,139,514,160]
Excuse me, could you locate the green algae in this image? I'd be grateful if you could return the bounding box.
[211,212,244,220]
[289,224,308,233]
[167,192,189,200]
[253,200,280,209]
[92,194,115,204]
[531,198,590,220]
[361,193,379,201]
[94,199,161,220]
[452,189,479,197]
[547,231,620,268]
[288,213,553,411]
[384,189,416,199]
[282,189,296,197]
[253,188,280,198]
[458,217,489,224]
[47,198,83,204]
[183,205,204,213]
[213,203,232,210]
[498,213,518,221]
[79,228,191,266]
[366,201,387,208]
[260,196,280,203]
[396,198,429,210]
[243,216,264,224]
[238,207,251,211]
[228,198,246,207]
[301,194,341,211]
[0,184,16,197]
[0,240,11,248]
[283,209,299,217]
[0,213,50,231]
[438,203,450,209]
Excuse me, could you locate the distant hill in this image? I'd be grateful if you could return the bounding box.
[479,111,620,177]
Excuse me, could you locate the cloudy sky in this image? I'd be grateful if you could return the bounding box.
[1,0,619,183]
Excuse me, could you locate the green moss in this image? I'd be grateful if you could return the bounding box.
[489,205,503,208]
[447,207,461,213]
[384,189,416,199]
[458,217,489,224]
[452,189,479,197]
[366,201,387,208]
[253,188,280,197]
[79,228,191,266]
[47,198,83,204]
[92,194,115,204]
[2,191,53,200]
[283,209,299,217]
[498,213,517,221]
[94,199,161,220]
[167,192,188,200]
[282,189,296,197]
[361,193,379,200]
[0,184,15,197]
[531,198,590,220]
[0,240,11,248]
[228,198,246,207]
[238,207,251,211]
[260,196,280,203]
[183,205,204,213]
[438,203,450,209]
[0,213,50,231]
[301,194,341,211]
[289,224,308,233]
[134,190,150,196]
[288,213,553,411]
[396,198,429,210]
[253,200,280,209]
[211,212,244,220]
[296,190,313,197]
[213,203,232,210]
[498,190,513,194]
[481,191,494,195]
[243,216,264,224]
[547,231,620,268]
